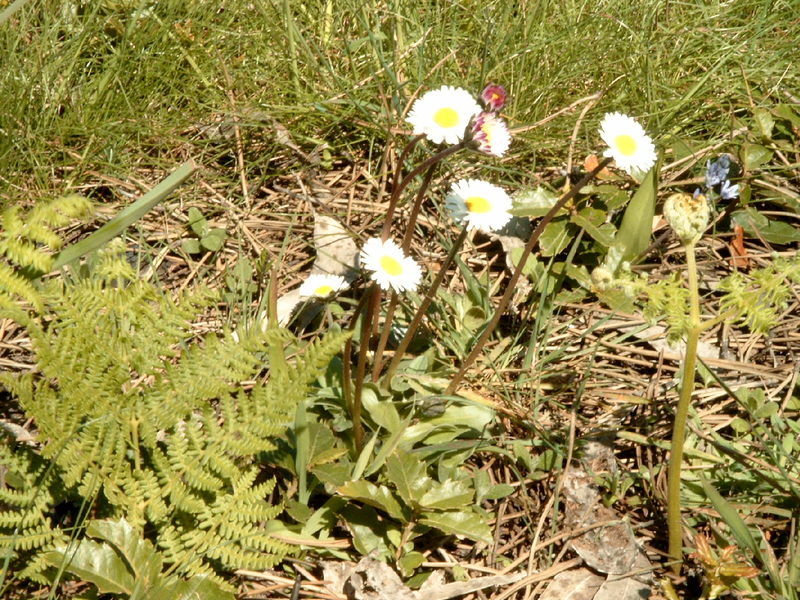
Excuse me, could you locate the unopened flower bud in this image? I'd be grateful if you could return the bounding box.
[481,84,507,112]
[663,191,710,244]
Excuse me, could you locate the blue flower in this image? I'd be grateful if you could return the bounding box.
[720,179,739,200]
[705,155,731,188]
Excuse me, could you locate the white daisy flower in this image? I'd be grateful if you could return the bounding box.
[472,113,511,157]
[298,274,349,299]
[599,112,656,176]
[446,179,512,233]
[359,237,422,293]
[406,86,482,145]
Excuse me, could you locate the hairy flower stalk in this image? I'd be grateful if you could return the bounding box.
[662,190,709,573]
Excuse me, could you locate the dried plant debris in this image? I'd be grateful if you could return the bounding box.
[556,441,653,599]
[539,568,605,600]
[321,554,524,600]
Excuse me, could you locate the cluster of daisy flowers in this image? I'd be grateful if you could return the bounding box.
[292,83,660,300]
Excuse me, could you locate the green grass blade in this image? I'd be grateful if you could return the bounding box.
[700,477,759,556]
[51,160,197,271]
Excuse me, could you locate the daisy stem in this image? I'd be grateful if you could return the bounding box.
[352,284,380,452]
[445,157,613,395]
[667,240,701,574]
[381,134,425,240]
[372,163,437,379]
[371,292,398,383]
[383,225,470,388]
[343,287,376,454]
[382,139,469,240]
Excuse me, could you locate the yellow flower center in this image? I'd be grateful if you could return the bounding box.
[465,196,491,213]
[315,285,333,296]
[380,255,403,276]
[481,123,493,143]
[614,134,637,156]
[433,107,459,128]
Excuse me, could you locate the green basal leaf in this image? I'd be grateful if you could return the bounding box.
[510,247,541,280]
[400,403,494,447]
[732,208,800,244]
[511,186,559,218]
[45,539,135,596]
[615,163,657,263]
[303,422,339,468]
[571,207,616,246]
[86,519,162,587]
[336,479,406,521]
[397,551,425,577]
[312,459,353,488]
[201,229,227,252]
[753,107,775,139]
[152,575,234,600]
[181,238,202,254]
[539,216,571,257]
[418,478,474,510]
[361,384,402,433]
[419,510,492,544]
[772,104,800,128]
[339,504,395,559]
[483,483,515,501]
[742,143,773,170]
[385,450,428,505]
[462,306,486,330]
[187,206,208,237]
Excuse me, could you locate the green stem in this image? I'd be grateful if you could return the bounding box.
[445,156,613,395]
[667,240,701,574]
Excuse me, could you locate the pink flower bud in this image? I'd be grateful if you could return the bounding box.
[481,84,507,112]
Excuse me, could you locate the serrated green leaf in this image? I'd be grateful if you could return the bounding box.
[152,575,234,600]
[615,165,657,263]
[361,385,401,433]
[511,187,559,218]
[742,143,773,170]
[539,217,571,257]
[339,504,395,559]
[419,510,492,544]
[571,208,615,246]
[400,403,495,447]
[45,539,135,595]
[337,479,406,520]
[418,479,474,510]
[732,208,800,244]
[385,450,428,504]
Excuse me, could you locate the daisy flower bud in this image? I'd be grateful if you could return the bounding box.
[481,83,507,112]
[471,112,511,157]
[663,191,710,245]
[446,179,512,233]
[298,274,349,299]
[360,237,422,293]
[406,86,481,145]
[599,112,657,176]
